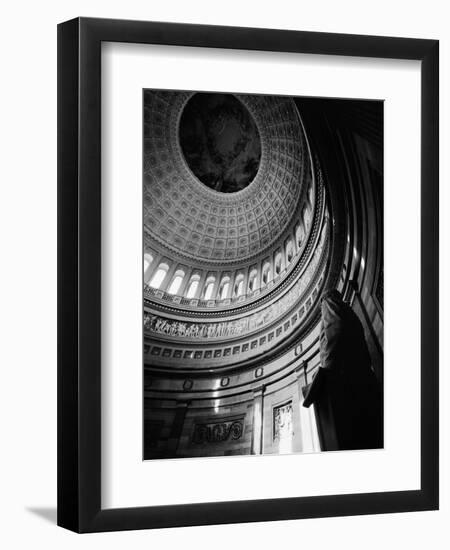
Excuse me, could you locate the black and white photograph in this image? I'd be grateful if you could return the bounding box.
[142,90,384,459]
[0,0,444,543]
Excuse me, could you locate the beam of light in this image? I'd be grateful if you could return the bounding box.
[212,387,220,413]
[299,400,321,453]
[310,405,321,452]
[253,401,262,454]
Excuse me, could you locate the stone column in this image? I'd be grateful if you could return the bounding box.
[166,401,190,455]
[253,264,261,292]
[159,262,178,293]
[295,362,320,453]
[251,385,265,455]
[177,267,192,297]
[194,271,208,300]
[229,271,238,299]
[210,273,220,301]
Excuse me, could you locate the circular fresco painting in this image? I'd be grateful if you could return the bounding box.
[179,93,261,193]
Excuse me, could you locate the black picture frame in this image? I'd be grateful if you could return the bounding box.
[57,17,439,533]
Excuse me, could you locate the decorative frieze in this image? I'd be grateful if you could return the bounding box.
[273,402,293,441]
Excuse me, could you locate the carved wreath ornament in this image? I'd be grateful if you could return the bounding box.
[192,419,243,444]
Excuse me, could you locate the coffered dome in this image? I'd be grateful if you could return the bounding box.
[143,90,309,264]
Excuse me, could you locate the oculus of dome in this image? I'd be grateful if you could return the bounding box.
[179,93,262,194]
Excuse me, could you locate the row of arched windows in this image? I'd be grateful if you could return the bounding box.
[144,261,249,300]
[143,199,314,302]
[145,251,292,302]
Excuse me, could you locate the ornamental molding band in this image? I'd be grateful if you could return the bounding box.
[192,417,244,444]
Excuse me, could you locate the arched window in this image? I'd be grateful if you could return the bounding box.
[167,269,185,295]
[233,274,244,297]
[261,262,271,286]
[143,253,154,274]
[203,276,216,300]
[286,240,294,263]
[248,269,258,292]
[308,185,314,206]
[186,274,200,299]
[295,224,305,248]
[274,252,283,276]
[149,262,169,289]
[219,276,231,300]
[303,207,311,229]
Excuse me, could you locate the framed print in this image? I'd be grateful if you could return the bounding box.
[57,17,439,532]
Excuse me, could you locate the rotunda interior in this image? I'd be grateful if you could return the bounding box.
[143,91,384,459]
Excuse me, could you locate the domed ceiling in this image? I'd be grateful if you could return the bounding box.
[143,90,308,264]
